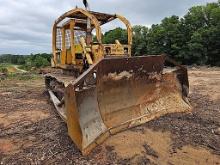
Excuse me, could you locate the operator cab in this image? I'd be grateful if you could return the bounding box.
[52,8,132,71]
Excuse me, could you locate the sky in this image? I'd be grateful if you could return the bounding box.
[0,0,217,54]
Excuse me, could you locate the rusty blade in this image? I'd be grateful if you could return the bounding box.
[95,56,189,128]
[97,55,166,76]
[64,55,191,155]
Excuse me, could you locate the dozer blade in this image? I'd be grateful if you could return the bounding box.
[51,55,191,155]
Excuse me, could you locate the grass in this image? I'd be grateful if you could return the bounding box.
[18,65,29,71]
[0,63,40,81]
[0,63,27,73]
[0,63,11,67]
[6,73,40,81]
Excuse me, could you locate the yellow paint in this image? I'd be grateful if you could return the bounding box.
[65,85,83,151]
[70,20,76,64]
[66,49,72,64]
[75,45,83,54]
[61,28,66,65]
[52,8,133,68]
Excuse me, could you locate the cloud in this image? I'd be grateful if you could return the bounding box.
[0,0,217,54]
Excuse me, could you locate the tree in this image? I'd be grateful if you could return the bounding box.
[183,2,220,65]
[132,25,148,56]
[34,56,50,68]
[1,2,219,66]
[103,28,128,44]
[147,16,184,60]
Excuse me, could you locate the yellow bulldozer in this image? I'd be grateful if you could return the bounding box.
[45,5,191,155]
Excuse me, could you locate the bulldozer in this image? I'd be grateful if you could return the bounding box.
[45,5,191,155]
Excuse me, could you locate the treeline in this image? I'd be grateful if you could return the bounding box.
[0,53,51,69]
[0,1,219,67]
[103,1,220,66]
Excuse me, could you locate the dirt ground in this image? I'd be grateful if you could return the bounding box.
[0,67,220,164]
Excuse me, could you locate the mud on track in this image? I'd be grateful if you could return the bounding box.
[0,69,220,164]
